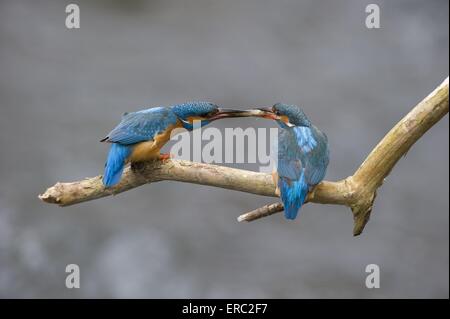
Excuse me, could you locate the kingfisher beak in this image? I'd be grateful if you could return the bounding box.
[207,107,279,121]
[207,108,257,121]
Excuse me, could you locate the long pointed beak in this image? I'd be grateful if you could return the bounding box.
[207,108,259,121]
[257,106,273,113]
[207,107,279,121]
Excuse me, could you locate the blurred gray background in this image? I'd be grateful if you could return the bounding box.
[0,0,448,298]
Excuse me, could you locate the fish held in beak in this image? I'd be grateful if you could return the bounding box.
[251,107,278,120]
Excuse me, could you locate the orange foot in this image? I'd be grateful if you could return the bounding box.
[159,153,174,161]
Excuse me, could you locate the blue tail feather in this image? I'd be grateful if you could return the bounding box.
[103,143,132,187]
[279,172,309,220]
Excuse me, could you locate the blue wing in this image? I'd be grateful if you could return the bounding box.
[276,125,329,220]
[277,128,303,180]
[102,107,179,145]
[292,126,329,186]
[276,128,308,219]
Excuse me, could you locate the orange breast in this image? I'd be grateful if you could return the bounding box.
[128,122,181,162]
[186,116,206,123]
[280,115,290,124]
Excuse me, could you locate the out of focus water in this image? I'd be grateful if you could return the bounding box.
[0,0,448,298]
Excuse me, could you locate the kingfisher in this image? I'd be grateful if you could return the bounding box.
[245,103,329,220]
[100,101,246,187]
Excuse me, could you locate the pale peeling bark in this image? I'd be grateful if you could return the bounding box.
[39,77,449,236]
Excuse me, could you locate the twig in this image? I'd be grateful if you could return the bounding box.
[237,202,284,222]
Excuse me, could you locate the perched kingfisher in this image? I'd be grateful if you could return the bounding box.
[100,102,245,187]
[245,103,329,220]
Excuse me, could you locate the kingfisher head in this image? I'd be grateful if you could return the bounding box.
[171,101,249,130]
[243,103,311,128]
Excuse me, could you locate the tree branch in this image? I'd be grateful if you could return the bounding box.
[39,77,449,235]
